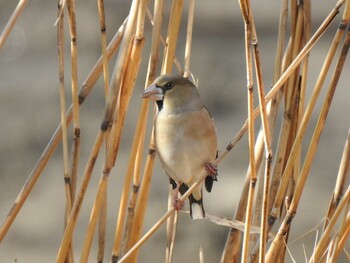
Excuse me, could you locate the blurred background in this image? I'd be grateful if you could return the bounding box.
[0,0,349,262]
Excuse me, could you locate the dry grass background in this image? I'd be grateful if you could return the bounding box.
[0,0,349,262]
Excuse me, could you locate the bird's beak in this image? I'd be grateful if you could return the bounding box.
[141,83,163,101]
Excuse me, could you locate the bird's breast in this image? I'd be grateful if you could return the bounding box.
[154,109,217,183]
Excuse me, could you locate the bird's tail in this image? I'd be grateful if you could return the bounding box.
[189,194,205,220]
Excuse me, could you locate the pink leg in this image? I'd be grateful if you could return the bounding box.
[205,162,218,179]
[172,184,184,211]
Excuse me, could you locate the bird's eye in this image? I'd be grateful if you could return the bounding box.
[163,82,174,90]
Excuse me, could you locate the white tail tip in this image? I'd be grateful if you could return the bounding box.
[190,203,205,220]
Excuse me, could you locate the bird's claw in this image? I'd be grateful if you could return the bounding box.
[205,162,218,180]
[172,196,184,211]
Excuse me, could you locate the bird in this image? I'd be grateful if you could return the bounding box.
[141,74,218,220]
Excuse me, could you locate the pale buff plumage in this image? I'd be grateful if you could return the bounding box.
[141,74,218,219]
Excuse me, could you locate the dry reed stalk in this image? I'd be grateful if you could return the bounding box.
[96,15,110,259]
[263,5,308,257]
[56,3,74,263]
[166,1,196,261]
[108,1,146,260]
[325,209,348,262]
[79,169,108,263]
[158,0,185,261]
[105,38,136,262]
[57,0,71,221]
[265,0,288,221]
[221,1,345,262]
[275,25,305,233]
[124,131,156,262]
[325,128,350,229]
[0,0,28,48]
[55,130,105,263]
[114,99,151,262]
[246,0,274,259]
[266,10,350,261]
[161,0,184,75]
[221,0,343,185]
[80,1,146,262]
[309,186,350,262]
[78,17,127,101]
[0,19,125,243]
[97,193,107,263]
[239,1,257,262]
[66,0,81,202]
[269,0,349,225]
[122,2,165,262]
[167,211,179,263]
[97,0,110,98]
[300,0,311,117]
[120,123,147,256]
[118,10,149,251]
[333,211,350,261]
[2,1,350,262]
[249,14,273,263]
[183,0,195,79]
[322,129,350,262]
[56,0,140,260]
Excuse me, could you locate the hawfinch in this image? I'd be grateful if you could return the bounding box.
[141,74,218,219]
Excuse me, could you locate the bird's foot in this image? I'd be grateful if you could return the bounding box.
[172,184,184,211]
[172,195,184,211]
[205,162,218,180]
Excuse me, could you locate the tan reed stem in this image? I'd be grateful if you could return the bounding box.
[97,0,110,98]
[165,185,175,263]
[57,0,71,219]
[57,4,137,260]
[79,1,144,262]
[56,130,105,263]
[120,125,146,256]
[309,186,350,263]
[0,19,126,243]
[167,212,179,263]
[122,1,165,262]
[0,0,28,48]
[97,193,107,263]
[161,0,184,74]
[66,0,81,194]
[250,20,272,263]
[108,1,147,260]
[159,0,185,261]
[333,211,350,261]
[56,3,74,262]
[184,0,195,79]
[266,19,350,262]
[221,2,343,262]
[325,128,350,229]
[269,0,349,223]
[240,12,256,263]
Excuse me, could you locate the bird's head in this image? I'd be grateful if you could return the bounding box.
[141,74,202,111]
